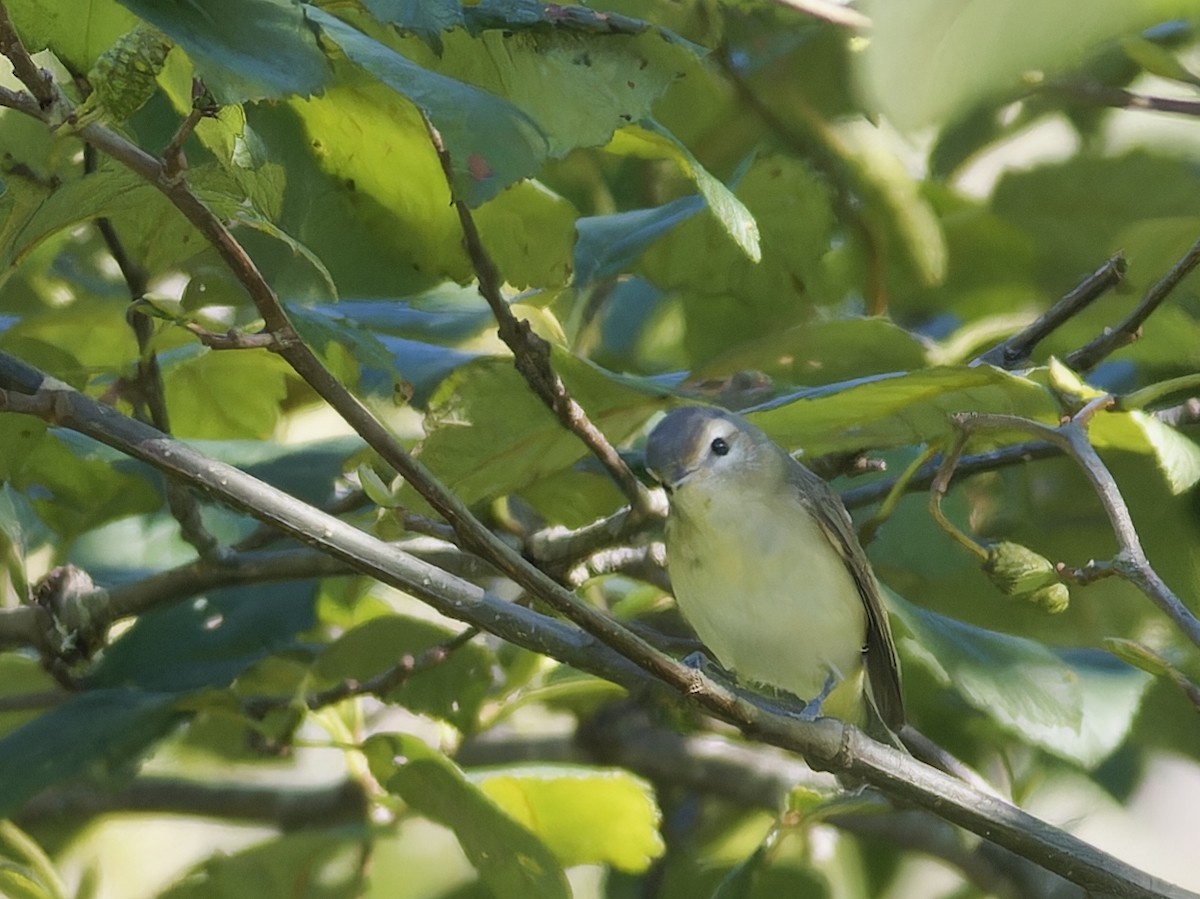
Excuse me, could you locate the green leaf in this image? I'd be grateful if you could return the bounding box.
[612,122,760,262]
[695,318,930,389]
[0,689,182,818]
[365,733,571,899]
[362,0,464,55]
[0,821,69,899]
[415,350,666,509]
[993,153,1200,294]
[750,365,1058,457]
[160,347,293,439]
[0,164,154,274]
[1090,410,1200,494]
[80,23,173,124]
[421,16,701,160]
[112,0,329,102]
[830,120,946,288]
[14,428,160,541]
[472,180,579,288]
[316,616,493,731]
[573,197,704,288]
[156,829,367,899]
[474,766,664,872]
[891,593,1152,766]
[639,155,836,363]
[306,7,547,206]
[89,581,318,692]
[0,655,60,740]
[4,0,138,72]
[860,0,1198,130]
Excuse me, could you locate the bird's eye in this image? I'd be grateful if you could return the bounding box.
[710,437,730,456]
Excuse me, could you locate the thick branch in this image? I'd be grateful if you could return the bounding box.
[17,777,367,829]
[0,355,1194,899]
[0,92,677,695]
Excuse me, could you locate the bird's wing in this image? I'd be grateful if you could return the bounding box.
[790,460,906,729]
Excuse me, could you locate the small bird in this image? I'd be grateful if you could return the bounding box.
[645,406,904,729]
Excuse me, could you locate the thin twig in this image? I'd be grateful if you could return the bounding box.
[245,627,481,716]
[1049,79,1200,118]
[949,410,1200,649]
[424,119,653,519]
[769,0,871,29]
[17,777,367,829]
[973,254,1126,369]
[86,142,221,561]
[183,322,279,350]
[162,106,203,180]
[839,441,1062,510]
[0,82,40,116]
[0,4,55,107]
[1153,397,1200,428]
[1067,232,1200,371]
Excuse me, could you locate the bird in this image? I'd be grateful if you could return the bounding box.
[644,405,904,730]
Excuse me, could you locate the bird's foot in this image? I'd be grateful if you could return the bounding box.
[680,651,732,694]
[795,672,839,722]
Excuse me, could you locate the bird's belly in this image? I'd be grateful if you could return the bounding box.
[666,491,866,703]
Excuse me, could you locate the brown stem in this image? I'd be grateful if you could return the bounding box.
[973,254,1126,369]
[1067,232,1200,372]
[424,119,653,519]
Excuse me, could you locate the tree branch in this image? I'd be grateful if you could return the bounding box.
[0,4,56,108]
[0,73,673,696]
[974,254,1126,369]
[17,777,367,830]
[1067,231,1200,372]
[0,354,1194,899]
[948,410,1200,650]
[1049,79,1200,118]
[424,120,654,519]
[84,143,221,561]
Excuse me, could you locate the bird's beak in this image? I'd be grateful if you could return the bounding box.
[647,460,695,494]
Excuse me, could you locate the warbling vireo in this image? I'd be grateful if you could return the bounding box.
[645,406,904,729]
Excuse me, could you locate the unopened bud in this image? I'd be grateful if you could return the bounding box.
[983,541,1059,596]
[1026,582,1070,614]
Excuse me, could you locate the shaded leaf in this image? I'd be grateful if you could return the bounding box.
[750,365,1058,457]
[891,593,1152,766]
[88,582,319,692]
[316,616,493,731]
[0,690,182,817]
[112,0,329,102]
[365,733,570,899]
[612,122,759,261]
[306,7,547,205]
[156,829,367,899]
[363,0,464,55]
[415,351,667,508]
[574,197,704,288]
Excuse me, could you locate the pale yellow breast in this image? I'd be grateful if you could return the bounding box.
[666,482,867,714]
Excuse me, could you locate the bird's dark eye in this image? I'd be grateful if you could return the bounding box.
[710,437,730,456]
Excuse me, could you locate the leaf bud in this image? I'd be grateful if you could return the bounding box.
[983,540,1059,595]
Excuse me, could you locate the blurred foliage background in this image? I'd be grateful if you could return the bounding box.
[2,0,1200,897]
